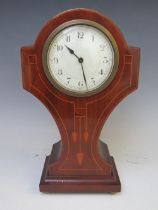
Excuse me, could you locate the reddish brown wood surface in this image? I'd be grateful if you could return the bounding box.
[21,8,140,193]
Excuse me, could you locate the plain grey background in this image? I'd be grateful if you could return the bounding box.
[0,1,158,210]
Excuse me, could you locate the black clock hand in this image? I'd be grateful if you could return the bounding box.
[65,45,80,60]
[80,62,88,90]
[65,45,88,89]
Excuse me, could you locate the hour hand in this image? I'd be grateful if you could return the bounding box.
[65,45,80,60]
[65,45,74,55]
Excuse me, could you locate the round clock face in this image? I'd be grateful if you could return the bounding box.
[43,20,119,96]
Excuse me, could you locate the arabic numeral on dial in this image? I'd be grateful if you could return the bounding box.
[91,78,95,85]
[66,35,71,42]
[103,57,108,63]
[78,81,84,87]
[56,45,63,51]
[67,77,71,84]
[78,32,84,39]
[53,57,58,64]
[99,69,103,75]
[92,35,94,42]
[58,69,62,75]
[100,44,106,51]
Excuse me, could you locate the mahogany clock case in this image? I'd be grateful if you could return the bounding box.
[21,8,140,193]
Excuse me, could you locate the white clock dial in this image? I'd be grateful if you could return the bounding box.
[43,22,118,96]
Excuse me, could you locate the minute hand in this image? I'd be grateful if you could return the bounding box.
[80,62,88,90]
[65,45,88,89]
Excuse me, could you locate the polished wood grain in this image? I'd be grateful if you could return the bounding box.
[21,8,140,193]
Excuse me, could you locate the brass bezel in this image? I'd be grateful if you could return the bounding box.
[42,19,119,97]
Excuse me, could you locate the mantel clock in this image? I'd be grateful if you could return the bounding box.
[21,8,140,193]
